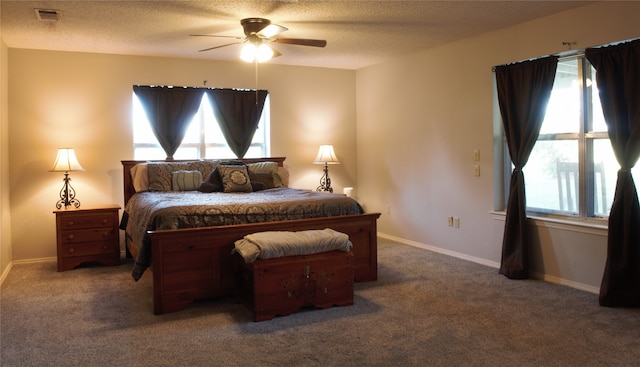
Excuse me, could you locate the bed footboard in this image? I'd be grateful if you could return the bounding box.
[147,213,380,315]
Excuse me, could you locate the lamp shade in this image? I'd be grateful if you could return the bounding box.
[50,148,85,172]
[313,145,340,164]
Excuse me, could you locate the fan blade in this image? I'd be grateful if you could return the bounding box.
[198,42,242,52]
[258,24,287,38]
[273,38,327,47]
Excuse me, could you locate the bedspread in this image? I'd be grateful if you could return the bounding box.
[123,188,363,280]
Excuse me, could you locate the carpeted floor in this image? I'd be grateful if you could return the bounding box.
[2,237,640,367]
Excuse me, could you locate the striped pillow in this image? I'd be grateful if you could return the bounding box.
[171,170,204,191]
[247,161,283,187]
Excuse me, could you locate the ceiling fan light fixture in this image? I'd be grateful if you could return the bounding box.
[240,43,255,62]
[194,17,325,60]
[256,43,274,62]
[240,42,274,63]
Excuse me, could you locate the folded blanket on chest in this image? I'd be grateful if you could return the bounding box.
[233,228,352,263]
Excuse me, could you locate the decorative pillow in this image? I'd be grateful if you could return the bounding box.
[172,170,203,191]
[147,162,174,191]
[130,163,149,192]
[248,170,276,189]
[147,161,218,191]
[198,167,223,193]
[250,181,267,192]
[247,161,283,187]
[218,164,253,193]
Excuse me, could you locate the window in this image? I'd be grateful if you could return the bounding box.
[132,92,270,160]
[497,55,639,220]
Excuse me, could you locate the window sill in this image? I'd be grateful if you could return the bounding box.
[490,211,608,236]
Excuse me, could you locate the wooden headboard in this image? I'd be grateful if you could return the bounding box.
[121,157,286,205]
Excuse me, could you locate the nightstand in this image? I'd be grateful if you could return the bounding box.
[53,204,121,272]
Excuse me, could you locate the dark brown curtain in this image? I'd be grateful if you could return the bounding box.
[206,89,268,158]
[495,56,558,279]
[586,39,640,307]
[133,86,204,159]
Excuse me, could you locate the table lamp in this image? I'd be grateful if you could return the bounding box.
[313,144,340,193]
[50,148,85,208]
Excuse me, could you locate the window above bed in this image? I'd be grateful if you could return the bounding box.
[132,92,270,160]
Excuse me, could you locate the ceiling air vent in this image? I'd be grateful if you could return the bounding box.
[35,8,59,21]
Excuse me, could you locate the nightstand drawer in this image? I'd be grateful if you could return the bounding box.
[61,228,115,244]
[62,241,115,257]
[60,213,115,230]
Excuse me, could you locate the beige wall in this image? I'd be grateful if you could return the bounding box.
[356,2,640,292]
[7,51,356,261]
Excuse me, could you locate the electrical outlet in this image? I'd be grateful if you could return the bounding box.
[386,205,391,214]
[474,165,480,177]
[453,217,460,228]
[447,216,454,227]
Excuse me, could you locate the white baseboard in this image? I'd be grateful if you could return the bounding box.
[531,271,599,294]
[12,256,57,265]
[378,232,500,269]
[0,261,12,286]
[1,257,57,285]
[377,232,599,295]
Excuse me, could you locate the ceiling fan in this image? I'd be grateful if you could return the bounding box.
[191,18,327,62]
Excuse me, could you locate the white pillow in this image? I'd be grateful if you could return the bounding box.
[130,163,149,192]
[277,166,290,188]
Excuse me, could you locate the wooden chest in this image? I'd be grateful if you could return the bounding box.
[235,250,354,322]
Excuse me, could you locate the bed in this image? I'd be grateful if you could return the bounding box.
[121,158,380,314]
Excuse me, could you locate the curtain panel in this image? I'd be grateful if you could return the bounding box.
[495,56,558,279]
[586,39,640,307]
[205,89,268,158]
[133,86,204,159]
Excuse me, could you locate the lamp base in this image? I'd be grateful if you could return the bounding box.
[316,163,333,193]
[56,173,81,209]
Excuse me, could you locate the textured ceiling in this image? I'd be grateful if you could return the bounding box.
[1,1,592,70]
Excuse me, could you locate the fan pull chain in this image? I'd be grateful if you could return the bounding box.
[255,58,259,105]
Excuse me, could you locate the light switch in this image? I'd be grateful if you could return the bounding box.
[473,149,480,161]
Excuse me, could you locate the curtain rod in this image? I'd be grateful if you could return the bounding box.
[492,50,585,72]
[132,85,268,92]
[558,51,585,61]
[491,35,640,71]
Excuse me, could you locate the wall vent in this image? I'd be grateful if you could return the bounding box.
[35,8,59,21]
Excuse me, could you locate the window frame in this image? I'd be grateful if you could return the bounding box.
[132,92,270,160]
[494,53,610,224]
